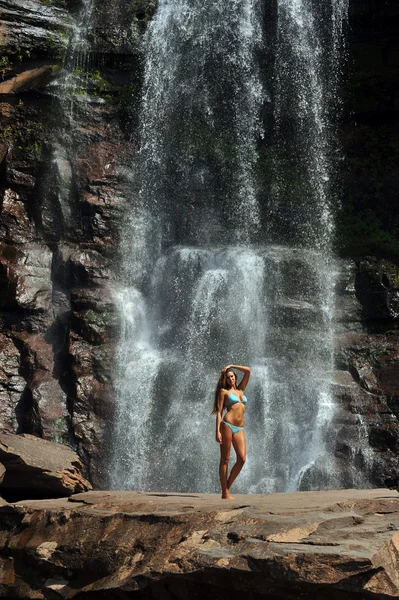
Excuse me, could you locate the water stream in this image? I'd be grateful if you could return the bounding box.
[110,0,348,493]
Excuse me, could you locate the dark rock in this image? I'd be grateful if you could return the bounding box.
[28,373,69,442]
[0,0,73,59]
[328,367,399,487]
[0,189,36,244]
[0,242,53,312]
[335,260,363,332]
[0,432,91,499]
[349,358,381,395]
[0,334,26,432]
[0,0,135,484]
[10,331,69,442]
[355,258,399,320]
[385,470,399,490]
[338,0,399,259]
[69,248,111,287]
[68,334,115,485]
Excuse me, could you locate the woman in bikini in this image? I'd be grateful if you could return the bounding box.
[212,364,251,500]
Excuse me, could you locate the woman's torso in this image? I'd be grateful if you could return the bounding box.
[223,389,247,427]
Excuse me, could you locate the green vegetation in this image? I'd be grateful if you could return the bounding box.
[336,122,399,262]
[117,82,138,109]
[2,113,46,157]
[44,31,69,61]
[335,208,399,260]
[51,418,69,445]
[90,70,112,94]
[2,125,14,141]
[68,67,121,104]
[16,47,31,62]
[0,55,10,80]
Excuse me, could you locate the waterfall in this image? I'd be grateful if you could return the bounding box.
[58,0,96,126]
[271,0,348,489]
[110,0,348,493]
[41,0,96,240]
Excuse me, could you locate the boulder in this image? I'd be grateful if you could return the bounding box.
[0,433,92,500]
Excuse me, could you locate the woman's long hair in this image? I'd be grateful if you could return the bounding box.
[211,369,236,414]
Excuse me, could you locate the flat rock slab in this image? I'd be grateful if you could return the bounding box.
[0,433,92,499]
[0,488,398,599]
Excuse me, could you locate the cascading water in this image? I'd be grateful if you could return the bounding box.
[111,0,348,493]
[58,0,97,131]
[41,0,96,238]
[270,0,348,489]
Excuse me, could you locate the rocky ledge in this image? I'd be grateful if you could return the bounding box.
[0,489,399,599]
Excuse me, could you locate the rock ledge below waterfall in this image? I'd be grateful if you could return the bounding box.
[1,488,399,599]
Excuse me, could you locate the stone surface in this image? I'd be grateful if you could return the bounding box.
[0,432,92,499]
[355,259,399,320]
[0,334,26,432]
[0,242,53,311]
[0,489,397,598]
[0,0,73,60]
[0,65,56,93]
[332,260,399,488]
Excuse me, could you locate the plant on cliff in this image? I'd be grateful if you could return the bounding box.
[0,56,10,80]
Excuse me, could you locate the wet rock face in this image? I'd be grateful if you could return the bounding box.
[332,259,399,488]
[0,336,26,432]
[0,0,144,486]
[0,0,73,61]
[355,259,399,320]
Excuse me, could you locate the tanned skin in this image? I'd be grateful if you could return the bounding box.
[216,364,251,500]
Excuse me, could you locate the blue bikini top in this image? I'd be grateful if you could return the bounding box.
[228,391,247,405]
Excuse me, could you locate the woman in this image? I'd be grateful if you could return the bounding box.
[212,364,251,500]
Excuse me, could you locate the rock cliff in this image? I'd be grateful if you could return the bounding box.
[0,0,150,485]
[0,0,398,489]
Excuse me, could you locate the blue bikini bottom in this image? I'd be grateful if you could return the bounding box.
[222,420,244,435]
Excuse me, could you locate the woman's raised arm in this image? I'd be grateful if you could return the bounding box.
[225,364,251,390]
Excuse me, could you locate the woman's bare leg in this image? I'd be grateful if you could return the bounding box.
[227,430,246,492]
[219,423,234,499]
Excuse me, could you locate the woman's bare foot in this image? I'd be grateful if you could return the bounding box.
[222,491,235,500]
